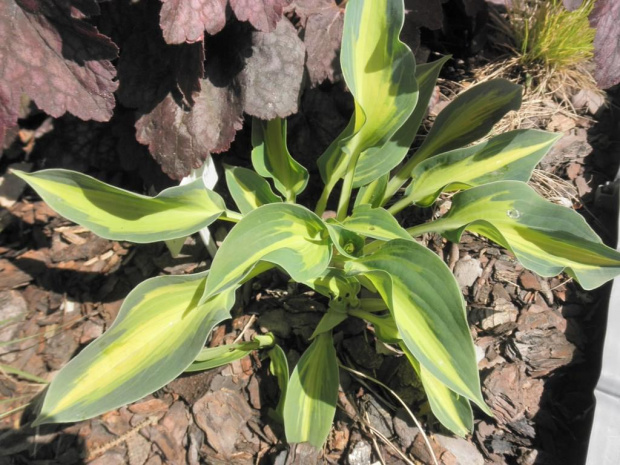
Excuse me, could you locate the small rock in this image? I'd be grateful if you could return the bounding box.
[435,434,484,465]
[454,256,483,289]
[347,440,372,465]
[80,320,103,344]
[89,452,127,465]
[43,330,79,370]
[192,390,254,458]
[393,408,419,449]
[506,329,577,377]
[161,401,190,446]
[0,290,27,357]
[571,89,605,115]
[519,272,542,291]
[343,335,383,370]
[363,394,393,438]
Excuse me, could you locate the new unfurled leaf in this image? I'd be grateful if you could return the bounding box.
[34,272,234,424]
[353,55,450,187]
[0,0,118,144]
[224,165,282,215]
[413,181,620,290]
[317,0,418,187]
[325,223,364,258]
[206,204,332,298]
[345,239,488,411]
[342,205,411,241]
[283,332,339,448]
[401,344,473,437]
[355,174,388,208]
[252,118,309,200]
[403,129,560,206]
[14,170,226,243]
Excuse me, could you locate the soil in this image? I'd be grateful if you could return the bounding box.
[1,68,619,465]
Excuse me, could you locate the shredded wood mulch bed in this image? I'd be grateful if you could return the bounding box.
[1,87,619,465]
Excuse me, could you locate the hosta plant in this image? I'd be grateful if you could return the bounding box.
[14,0,620,449]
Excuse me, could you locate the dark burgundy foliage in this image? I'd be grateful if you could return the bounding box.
[160,0,228,44]
[229,0,291,33]
[291,0,345,86]
[0,0,118,146]
[590,0,620,89]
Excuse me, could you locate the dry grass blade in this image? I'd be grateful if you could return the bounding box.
[339,363,439,465]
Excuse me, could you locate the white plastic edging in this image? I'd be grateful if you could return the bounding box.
[180,156,219,258]
[586,175,620,465]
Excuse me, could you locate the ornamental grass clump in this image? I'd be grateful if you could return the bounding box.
[14,0,620,449]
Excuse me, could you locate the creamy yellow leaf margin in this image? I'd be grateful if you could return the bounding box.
[205,203,332,298]
[34,271,234,424]
[283,332,339,448]
[409,181,620,290]
[14,169,226,243]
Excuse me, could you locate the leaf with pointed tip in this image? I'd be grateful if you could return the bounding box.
[411,181,620,290]
[342,205,411,241]
[283,332,339,448]
[310,312,348,339]
[14,170,226,243]
[317,0,418,188]
[224,165,282,215]
[410,79,522,165]
[252,118,309,201]
[34,271,234,425]
[205,204,331,298]
[401,343,473,437]
[353,56,450,187]
[345,239,488,412]
[404,129,561,206]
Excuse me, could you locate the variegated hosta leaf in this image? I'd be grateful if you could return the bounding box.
[345,239,488,412]
[353,55,450,187]
[410,181,620,290]
[205,204,332,298]
[341,204,411,241]
[411,79,522,164]
[310,311,348,339]
[34,272,234,425]
[185,334,275,373]
[303,268,361,303]
[317,0,418,188]
[384,79,523,201]
[251,117,308,201]
[224,164,282,215]
[404,129,561,206]
[283,332,339,448]
[14,169,226,243]
[401,344,473,437]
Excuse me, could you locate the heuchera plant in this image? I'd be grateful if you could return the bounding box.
[14,0,620,448]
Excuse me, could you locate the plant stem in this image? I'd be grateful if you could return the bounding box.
[315,183,333,217]
[221,210,243,223]
[336,150,362,221]
[406,220,447,237]
[386,195,412,216]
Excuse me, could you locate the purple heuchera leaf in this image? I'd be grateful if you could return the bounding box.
[135,79,243,179]
[291,0,344,86]
[0,0,118,144]
[133,17,304,179]
[229,0,290,33]
[590,0,620,89]
[240,18,305,119]
[159,0,227,44]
